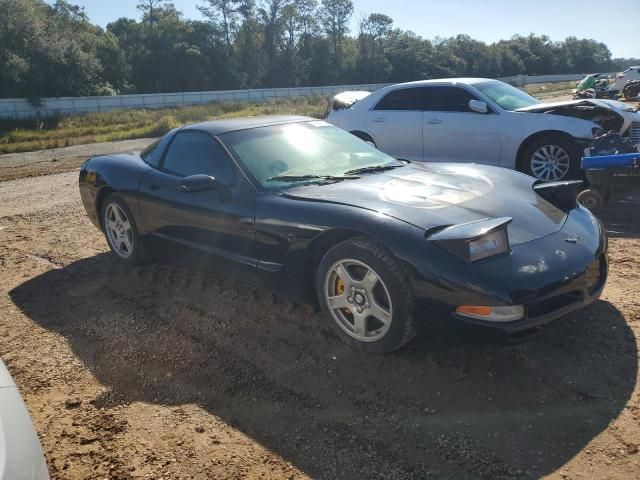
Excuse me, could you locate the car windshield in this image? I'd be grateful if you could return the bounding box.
[219,121,403,189]
[474,81,540,111]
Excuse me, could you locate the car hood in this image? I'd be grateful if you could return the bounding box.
[283,163,567,245]
[515,99,640,134]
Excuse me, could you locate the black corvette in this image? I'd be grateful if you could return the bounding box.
[79,115,608,353]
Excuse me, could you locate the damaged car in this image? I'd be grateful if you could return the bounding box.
[327,79,640,182]
[79,116,608,353]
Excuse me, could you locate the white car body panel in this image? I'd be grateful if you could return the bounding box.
[614,66,640,90]
[327,78,640,170]
[0,361,49,480]
[365,111,424,161]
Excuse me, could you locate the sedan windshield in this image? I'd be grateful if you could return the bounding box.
[474,81,540,111]
[220,121,403,188]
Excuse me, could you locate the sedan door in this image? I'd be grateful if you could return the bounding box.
[138,130,257,266]
[421,86,504,164]
[363,87,426,161]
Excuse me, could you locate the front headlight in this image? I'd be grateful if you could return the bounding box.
[427,217,512,263]
[469,229,509,262]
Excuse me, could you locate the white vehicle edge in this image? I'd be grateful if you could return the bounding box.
[0,360,50,480]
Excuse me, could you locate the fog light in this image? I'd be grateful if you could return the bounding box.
[456,305,524,322]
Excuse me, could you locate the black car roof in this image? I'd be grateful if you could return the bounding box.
[181,115,314,135]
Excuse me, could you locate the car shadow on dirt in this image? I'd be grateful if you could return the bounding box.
[9,252,637,479]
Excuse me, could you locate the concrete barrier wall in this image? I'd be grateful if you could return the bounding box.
[0,74,594,120]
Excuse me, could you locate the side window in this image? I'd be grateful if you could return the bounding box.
[140,139,162,168]
[162,131,234,184]
[374,87,428,111]
[427,86,480,112]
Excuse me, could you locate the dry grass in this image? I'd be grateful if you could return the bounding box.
[0,97,327,155]
[524,81,577,98]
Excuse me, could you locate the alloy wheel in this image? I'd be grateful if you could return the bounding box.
[324,259,393,342]
[104,203,134,258]
[530,145,571,181]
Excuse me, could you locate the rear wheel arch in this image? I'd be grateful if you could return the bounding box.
[96,186,116,229]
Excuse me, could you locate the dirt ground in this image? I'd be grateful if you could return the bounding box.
[0,159,639,479]
[0,138,154,182]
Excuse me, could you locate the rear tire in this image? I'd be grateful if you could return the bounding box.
[316,237,416,354]
[101,193,147,264]
[519,134,581,182]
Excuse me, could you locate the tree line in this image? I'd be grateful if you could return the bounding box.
[1,0,638,99]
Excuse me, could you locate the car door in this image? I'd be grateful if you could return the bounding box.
[421,85,503,164]
[363,87,426,161]
[138,130,257,266]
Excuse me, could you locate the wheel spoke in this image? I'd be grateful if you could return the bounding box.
[369,300,391,325]
[122,232,133,253]
[335,264,355,289]
[361,269,379,291]
[353,313,367,337]
[327,294,350,311]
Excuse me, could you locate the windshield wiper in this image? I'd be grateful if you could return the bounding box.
[266,174,360,183]
[343,164,404,176]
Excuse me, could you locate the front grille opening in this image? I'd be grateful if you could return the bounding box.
[526,291,582,319]
[631,122,640,145]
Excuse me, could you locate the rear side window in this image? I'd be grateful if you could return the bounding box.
[426,86,480,112]
[162,131,234,184]
[374,87,428,111]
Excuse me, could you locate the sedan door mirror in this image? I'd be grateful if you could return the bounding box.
[468,99,489,114]
[179,174,225,193]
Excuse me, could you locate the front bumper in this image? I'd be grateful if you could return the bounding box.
[410,206,608,336]
[453,253,607,335]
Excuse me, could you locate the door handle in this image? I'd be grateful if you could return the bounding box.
[373,117,386,123]
[147,183,161,191]
[426,119,442,125]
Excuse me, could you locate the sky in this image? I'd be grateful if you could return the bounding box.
[56,0,639,58]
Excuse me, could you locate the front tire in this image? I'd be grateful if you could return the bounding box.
[519,134,580,182]
[316,237,416,354]
[101,193,147,263]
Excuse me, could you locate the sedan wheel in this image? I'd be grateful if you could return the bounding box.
[530,145,571,182]
[324,259,393,342]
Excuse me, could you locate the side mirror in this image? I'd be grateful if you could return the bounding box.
[179,174,226,193]
[469,99,489,114]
